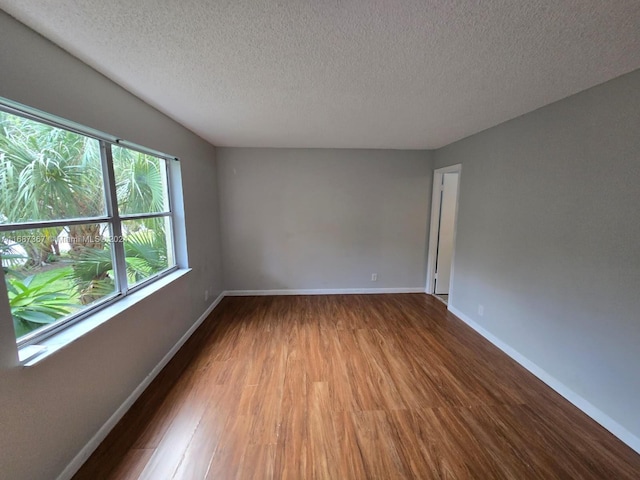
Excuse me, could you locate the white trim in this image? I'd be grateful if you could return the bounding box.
[425,164,461,298]
[57,289,640,479]
[56,291,225,480]
[58,286,423,478]
[447,304,640,455]
[224,288,425,296]
[425,175,441,294]
[0,96,178,161]
[22,269,190,366]
[432,294,448,306]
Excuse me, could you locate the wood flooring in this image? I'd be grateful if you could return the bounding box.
[73,294,640,479]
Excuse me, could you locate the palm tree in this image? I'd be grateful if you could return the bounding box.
[69,148,170,302]
[71,219,169,304]
[0,110,104,264]
[1,110,170,335]
[112,145,168,215]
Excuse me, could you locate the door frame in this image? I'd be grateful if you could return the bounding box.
[425,164,462,300]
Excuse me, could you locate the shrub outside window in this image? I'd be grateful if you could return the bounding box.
[0,105,177,346]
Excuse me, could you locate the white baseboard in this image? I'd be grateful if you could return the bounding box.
[61,291,639,480]
[57,291,226,480]
[224,287,425,296]
[447,305,640,455]
[59,286,422,478]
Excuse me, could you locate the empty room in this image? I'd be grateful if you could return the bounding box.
[0,1,639,479]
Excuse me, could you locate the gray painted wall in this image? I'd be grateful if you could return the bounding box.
[218,148,433,291]
[0,11,223,480]
[434,68,640,440]
[2,6,638,478]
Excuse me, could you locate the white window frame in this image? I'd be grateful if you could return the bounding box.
[0,97,180,350]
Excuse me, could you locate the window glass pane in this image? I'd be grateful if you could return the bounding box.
[0,110,105,224]
[122,217,174,287]
[1,223,117,341]
[112,146,170,216]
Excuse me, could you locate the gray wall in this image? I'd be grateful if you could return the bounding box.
[0,11,223,480]
[2,6,638,477]
[434,68,640,440]
[218,148,433,291]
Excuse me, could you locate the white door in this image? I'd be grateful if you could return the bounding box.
[434,172,459,295]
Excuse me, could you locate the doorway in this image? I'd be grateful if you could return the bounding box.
[426,165,461,305]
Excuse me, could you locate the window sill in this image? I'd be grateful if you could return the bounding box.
[18,268,192,367]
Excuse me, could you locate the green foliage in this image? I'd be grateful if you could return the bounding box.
[0,110,104,223]
[0,110,171,340]
[67,246,115,305]
[113,146,167,215]
[5,270,76,338]
[0,242,26,272]
[69,224,168,292]
[125,227,168,282]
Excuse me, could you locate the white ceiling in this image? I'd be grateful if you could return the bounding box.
[1,1,640,149]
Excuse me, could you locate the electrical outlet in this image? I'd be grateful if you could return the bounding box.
[478,304,484,316]
[371,273,378,281]
[205,289,209,301]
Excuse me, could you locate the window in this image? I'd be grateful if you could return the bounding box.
[0,102,178,347]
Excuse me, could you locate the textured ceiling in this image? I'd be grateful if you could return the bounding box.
[1,1,640,149]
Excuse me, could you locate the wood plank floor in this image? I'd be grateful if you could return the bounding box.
[74,294,640,479]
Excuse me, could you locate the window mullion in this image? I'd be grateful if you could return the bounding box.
[100,142,128,294]
[119,212,172,221]
[1,101,180,349]
[0,217,112,233]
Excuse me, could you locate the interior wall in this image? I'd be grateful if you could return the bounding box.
[218,148,433,291]
[0,11,223,480]
[434,68,640,442]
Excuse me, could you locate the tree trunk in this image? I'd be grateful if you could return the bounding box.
[68,224,104,251]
